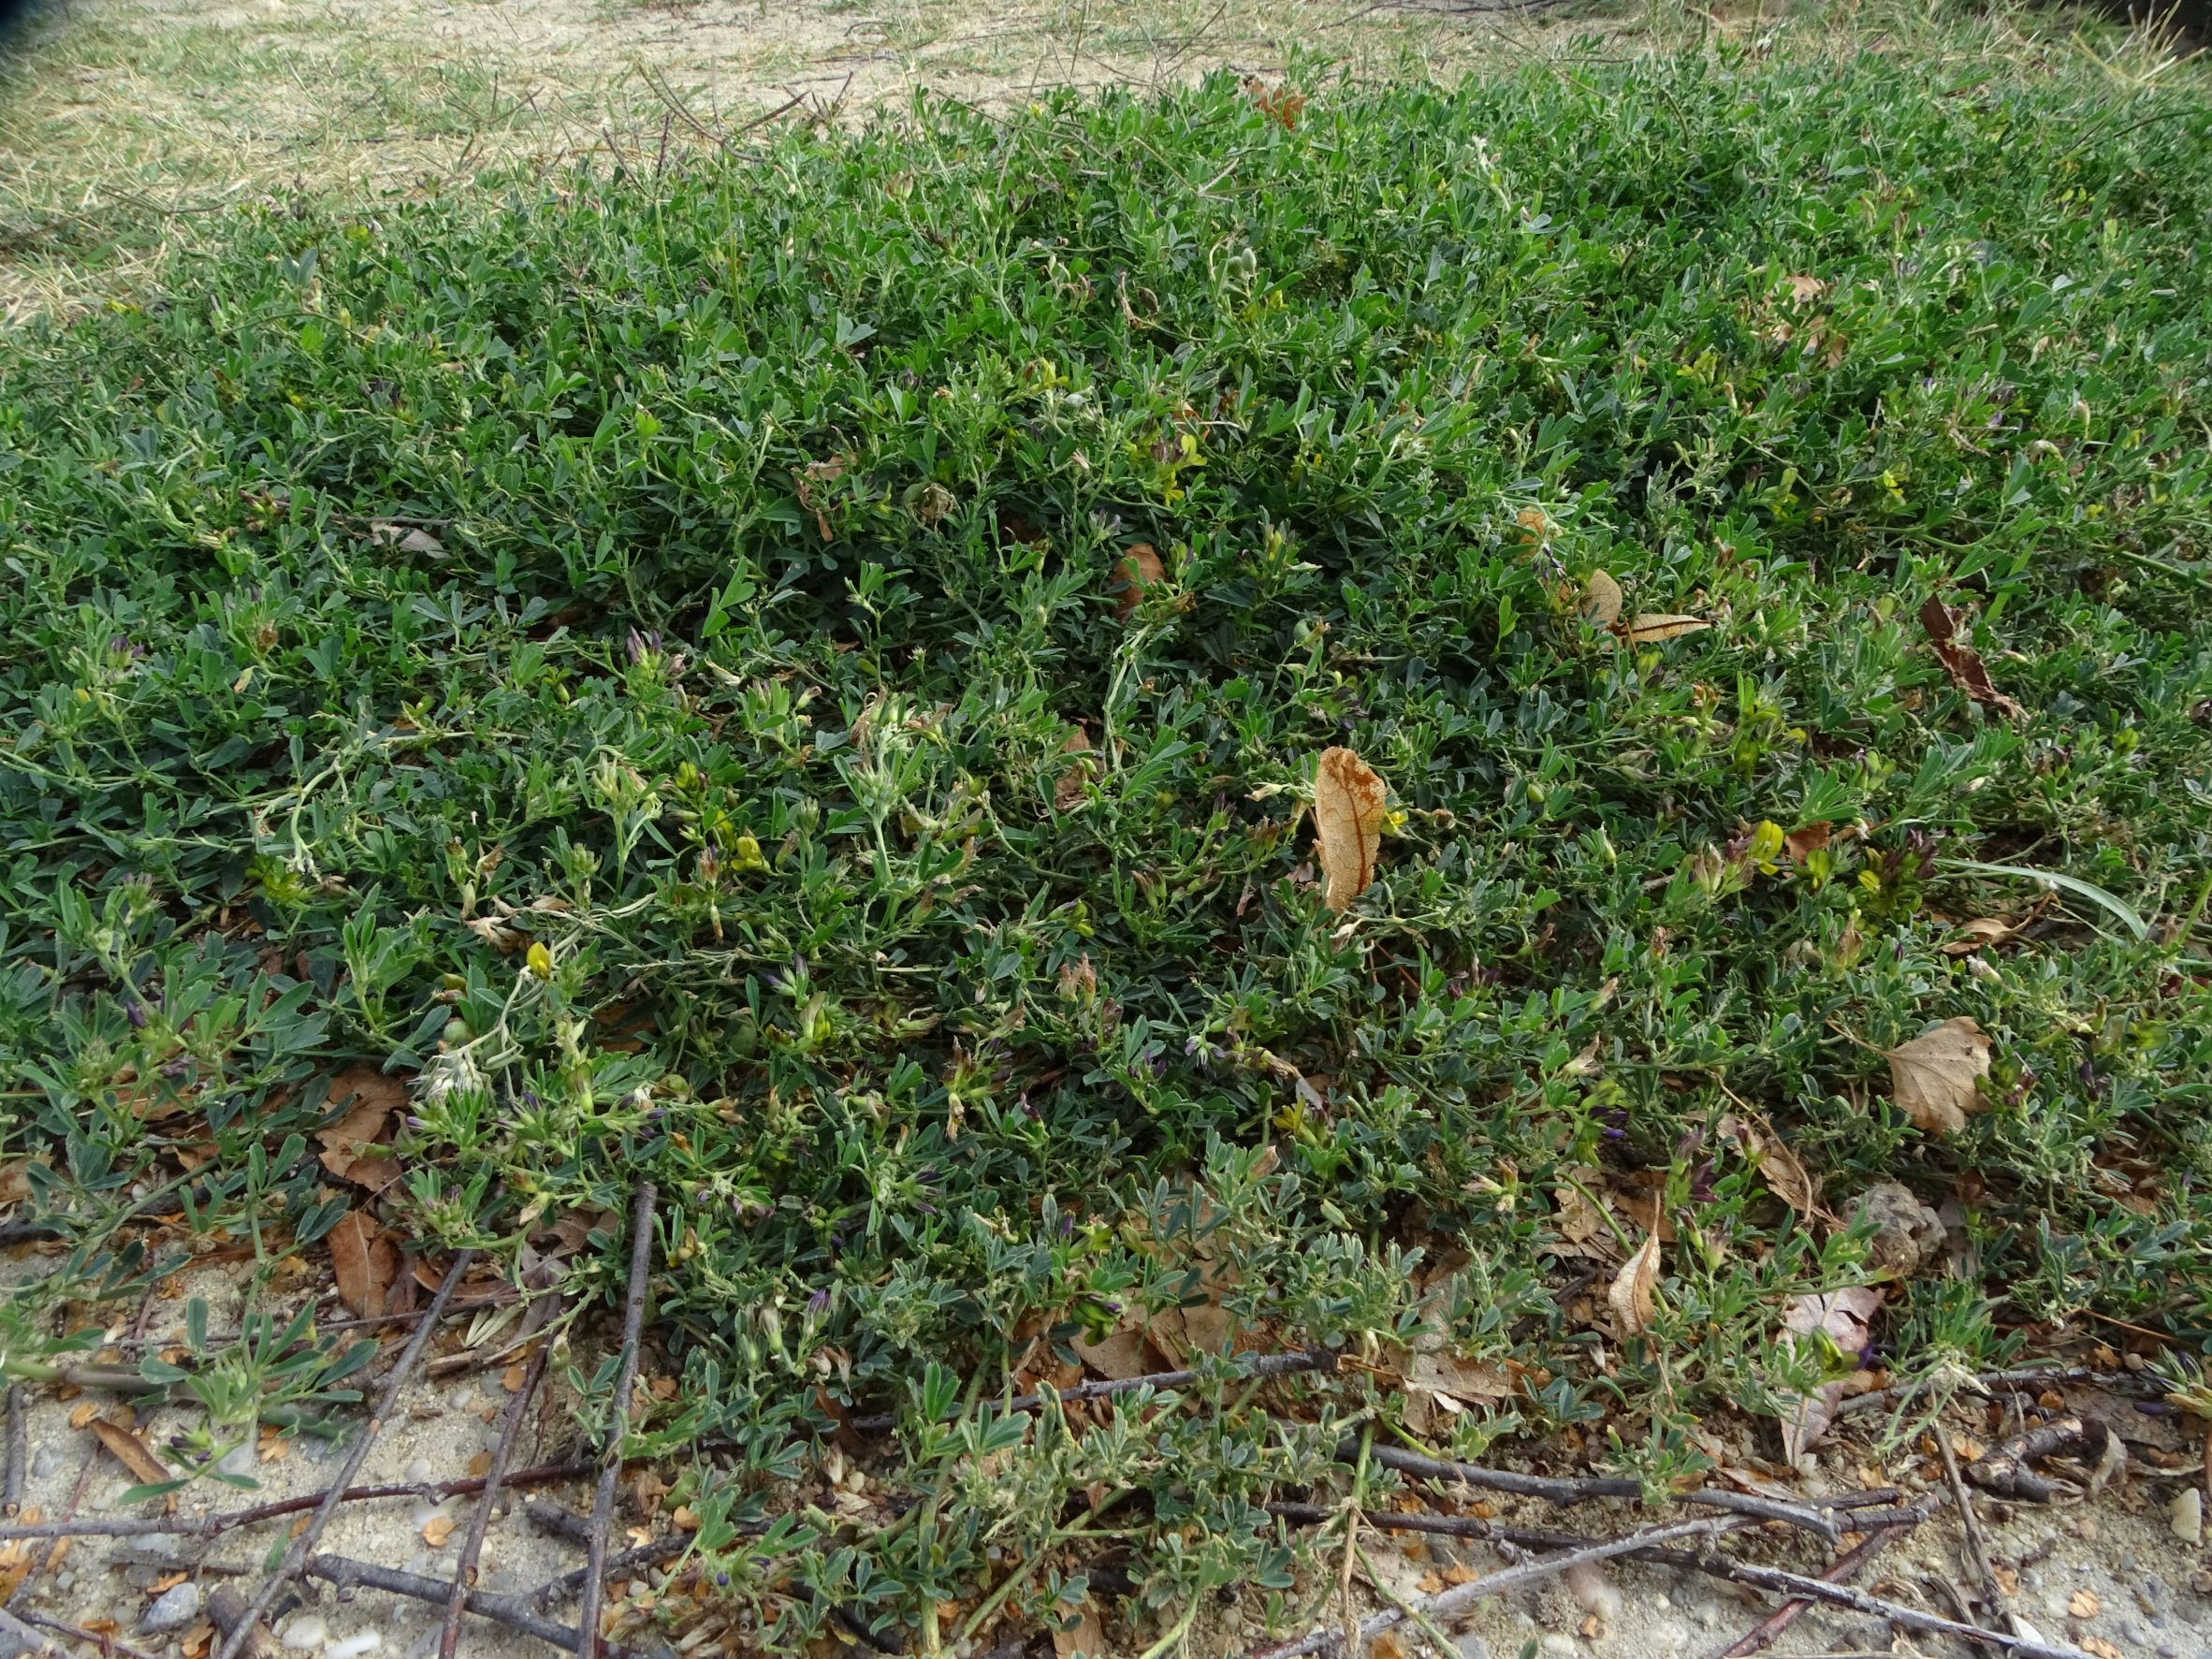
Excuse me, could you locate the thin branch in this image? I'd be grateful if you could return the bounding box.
[213,1249,475,1659]
[0,1458,596,1544]
[15,1608,165,1659]
[1356,1442,1842,1542]
[1712,1524,1905,1658]
[1492,1522,2093,1659]
[0,1606,64,1657]
[847,1349,1334,1433]
[1964,1416,2113,1503]
[3,1385,23,1515]
[305,1553,657,1658]
[1245,1517,1732,1659]
[441,1338,554,1658]
[1938,1424,2016,1634]
[1839,1368,2150,1418]
[578,1183,656,1659]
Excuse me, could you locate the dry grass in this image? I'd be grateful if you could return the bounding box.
[0,0,1618,315]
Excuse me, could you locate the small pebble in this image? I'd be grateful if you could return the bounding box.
[216,1442,256,1478]
[282,1611,329,1651]
[404,1457,434,1485]
[2174,1490,2205,1546]
[1453,1637,1490,1659]
[51,1571,72,1593]
[1649,1621,1688,1651]
[2159,1643,2182,1659]
[1538,1637,1577,1658]
[31,1446,61,1480]
[140,1580,202,1634]
[327,1634,381,1659]
[1653,1594,1670,1611]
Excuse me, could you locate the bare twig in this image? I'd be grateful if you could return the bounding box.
[0,1457,601,1544]
[3,1384,23,1515]
[1965,1416,2113,1503]
[1493,1521,2090,1659]
[578,1183,656,1659]
[0,1605,64,1657]
[441,1338,554,1658]
[1245,1517,1732,1659]
[1355,1442,1843,1543]
[1938,1425,2017,1634]
[15,1608,165,1659]
[307,1553,660,1658]
[1839,1368,2148,1418]
[848,1349,1334,1433]
[1711,1524,1906,1658]
[214,1248,475,1659]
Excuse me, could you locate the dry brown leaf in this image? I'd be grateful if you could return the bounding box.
[316,1065,405,1195]
[2070,1590,2101,1619]
[1314,746,1387,913]
[1372,1634,1406,1659]
[1775,1286,1882,1463]
[1551,1174,1610,1258]
[465,1451,493,1479]
[66,1402,97,1431]
[1582,570,1623,627]
[1919,596,2024,720]
[89,1419,170,1487]
[2080,1639,2123,1659]
[1783,273,1826,305]
[502,1361,528,1393]
[1939,917,2015,957]
[1885,1017,1993,1135]
[1054,724,1094,812]
[1608,1233,1661,1335]
[1783,822,1832,862]
[421,1514,456,1548]
[1071,1327,1151,1382]
[1053,1605,1107,1659]
[1112,543,1165,617]
[1622,613,1710,645]
[371,522,444,557]
[328,1211,399,1317]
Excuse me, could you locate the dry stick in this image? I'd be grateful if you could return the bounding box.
[1939,1425,2021,1637]
[1964,1416,2113,1503]
[1838,1368,2149,1418]
[0,1458,598,1544]
[0,1605,65,1657]
[846,1348,1334,1433]
[1711,1524,1906,1659]
[3,1384,23,1515]
[305,1553,658,1659]
[1245,1516,1732,1659]
[577,1183,657,1659]
[1356,1441,1843,1543]
[440,1338,555,1659]
[16,1608,166,1659]
[1493,1522,2093,1659]
[213,1248,476,1659]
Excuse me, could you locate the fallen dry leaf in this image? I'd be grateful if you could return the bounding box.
[1112,543,1165,617]
[465,1451,493,1478]
[1071,1327,1151,1382]
[1053,1606,1108,1659]
[1582,570,1623,627]
[1919,595,2024,720]
[1054,724,1095,811]
[1551,1173,1610,1258]
[67,1402,97,1431]
[371,522,443,557]
[1314,746,1387,913]
[502,1361,528,1393]
[1940,917,2015,957]
[328,1211,400,1318]
[1885,1017,1993,1135]
[1608,1232,1661,1335]
[421,1514,456,1548]
[1404,1349,1515,1433]
[1372,1633,1406,1659]
[2070,1590,2101,1619]
[1622,613,1710,645]
[316,1065,405,1195]
[1783,822,1832,862]
[89,1419,170,1487]
[2080,1639,2122,1659]
[1776,1286,1882,1463]
[1783,273,1826,305]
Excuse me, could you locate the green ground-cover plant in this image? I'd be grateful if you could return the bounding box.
[5,39,2212,1648]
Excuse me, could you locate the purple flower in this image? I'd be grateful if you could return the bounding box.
[124,997,149,1030]
[808,1288,830,1313]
